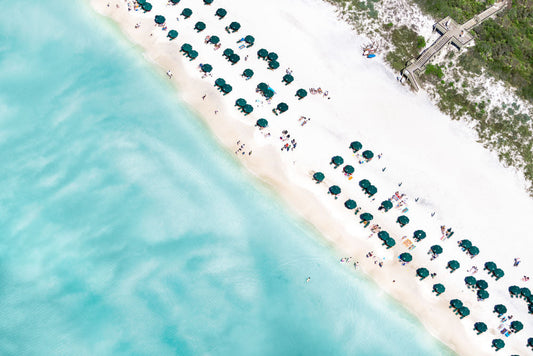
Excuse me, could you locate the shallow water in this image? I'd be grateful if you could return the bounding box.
[0,0,454,354]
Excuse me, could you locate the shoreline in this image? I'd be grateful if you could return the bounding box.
[87,0,532,354]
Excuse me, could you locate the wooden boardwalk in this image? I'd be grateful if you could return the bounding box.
[401,1,508,91]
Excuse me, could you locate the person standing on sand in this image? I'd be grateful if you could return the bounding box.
[202,94,206,100]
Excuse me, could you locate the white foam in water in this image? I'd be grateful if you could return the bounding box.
[0,0,453,354]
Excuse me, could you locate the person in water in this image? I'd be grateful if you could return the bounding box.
[306,277,311,283]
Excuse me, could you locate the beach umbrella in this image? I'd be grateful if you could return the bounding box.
[397,215,409,227]
[282,74,294,84]
[360,213,373,222]
[492,268,504,280]
[447,260,460,272]
[267,52,278,61]
[223,48,234,58]
[170,0,179,3]
[468,246,479,256]
[154,15,166,24]
[399,253,412,263]
[269,60,280,69]
[433,283,445,295]
[235,98,246,107]
[510,320,523,332]
[477,289,489,300]
[362,150,374,160]
[142,2,152,12]
[365,185,377,197]
[359,179,371,189]
[296,89,308,99]
[476,279,488,290]
[416,268,429,280]
[450,299,463,310]
[313,172,324,183]
[459,239,472,249]
[263,89,274,99]
[521,287,531,299]
[331,156,344,167]
[214,78,226,87]
[350,141,363,152]
[188,50,198,60]
[344,199,357,210]
[181,43,192,53]
[215,8,227,19]
[181,8,193,18]
[493,304,507,316]
[204,0,213,4]
[528,338,533,348]
[195,21,206,32]
[257,82,268,92]
[243,69,254,79]
[256,118,268,128]
[380,200,393,212]
[201,64,212,73]
[209,35,220,44]
[508,285,520,297]
[229,54,240,64]
[167,30,178,39]
[430,245,443,255]
[528,294,533,303]
[242,104,253,114]
[257,48,268,59]
[465,276,477,287]
[244,35,255,46]
[221,84,232,94]
[377,231,390,241]
[458,306,470,318]
[137,0,146,4]
[277,102,288,113]
[229,22,241,32]
[343,165,354,175]
[329,185,341,196]
[384,237,396,248]
[529,304,533,314]
[474,322,487,334]
[484,261,497,272]
[491,339,505,351]
[413,230,426,241]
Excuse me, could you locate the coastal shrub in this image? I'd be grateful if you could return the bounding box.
[416,35,426,48]
[385,26,420,71]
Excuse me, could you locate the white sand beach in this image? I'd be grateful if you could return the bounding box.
[89,0,533,354]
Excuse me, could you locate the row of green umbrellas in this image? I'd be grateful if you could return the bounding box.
[508,285,531,299]
[257,49,280,70]
[180,43,198,60]
[214,78,232,95]
[234,98,253,115]
[482,261,504,280]
[458,239,479,257]
[137,0,152,12]
[222,48,240,65]
[358,179,377,197]
[377,231,395,249]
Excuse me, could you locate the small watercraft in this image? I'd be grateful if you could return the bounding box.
[367,54,376,58]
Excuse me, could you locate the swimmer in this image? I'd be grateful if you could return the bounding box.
[306,277,311,283]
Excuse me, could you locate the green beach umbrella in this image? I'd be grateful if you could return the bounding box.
[413,230,426,241]
[244,35,255,45]
[256,119,268,128]
[359,179,371,189]
[313,172,324,183]
[380,200,393,212]
[195,21,206,32]
[468,246,479,256]
[257,48,268,59]
[474,322,487,334]
[242,104,253,114]
[243,69,254,78]
[229,21,241,32]
[431,245,443,255]
[350,141,363,152]
[167,30,178,39]
[493,304,507,316]
[235,98,246,107]
[484,261,496,272]
[399,253,412,263]
[331,156,343,167]
[229,54,240,64]
[492,268,504,280]
[296,89,307,99]
[154,15,166,24]
[477,289,489,300]
[269,60,280,69]
[384,237,396,248]
[329,185,341,196]
[476,279,488,290]
[465,276,477,287]
[276,102,288,113]
[433,283,445,295]
[223,48,234,58]
[360,213,373,222]
[257,82,268,92]
[201,64,212,73]
[458,306,470,318]
[215,8,227,19]
[267,52,278,61]
[491,339,505,351]
[209,35,220,44]
[344,199,357,210]
[215,78,225,87]
[181,8,193,18]
[282,74,294,84]
[529,304,533,314]
[450,299,463,309]
[204,0,213,4]
[142,2,152,11]
[377,231,390,241]
[521,287,531,298]
[508,285,520,297]
[362,150,374,160]
[459,239,472,249]
[188,50,198,60]
[397,215,410,227]
[416,268,429,280]
[137,0,146,4]
[365,185,377,196]
[263,89,274,99]
[181,43,192,53]
[221,84,232,94]
[528,338,533,348]
[170,0,179,4]
[447,260,460,272]
[343,165,354,175]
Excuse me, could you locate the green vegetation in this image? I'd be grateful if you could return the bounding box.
[414,0,489,23]
[425,64,444,79]
[417,35,426,48]
[385,26,421,71]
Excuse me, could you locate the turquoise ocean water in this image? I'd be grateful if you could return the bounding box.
[0,1,453,354]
